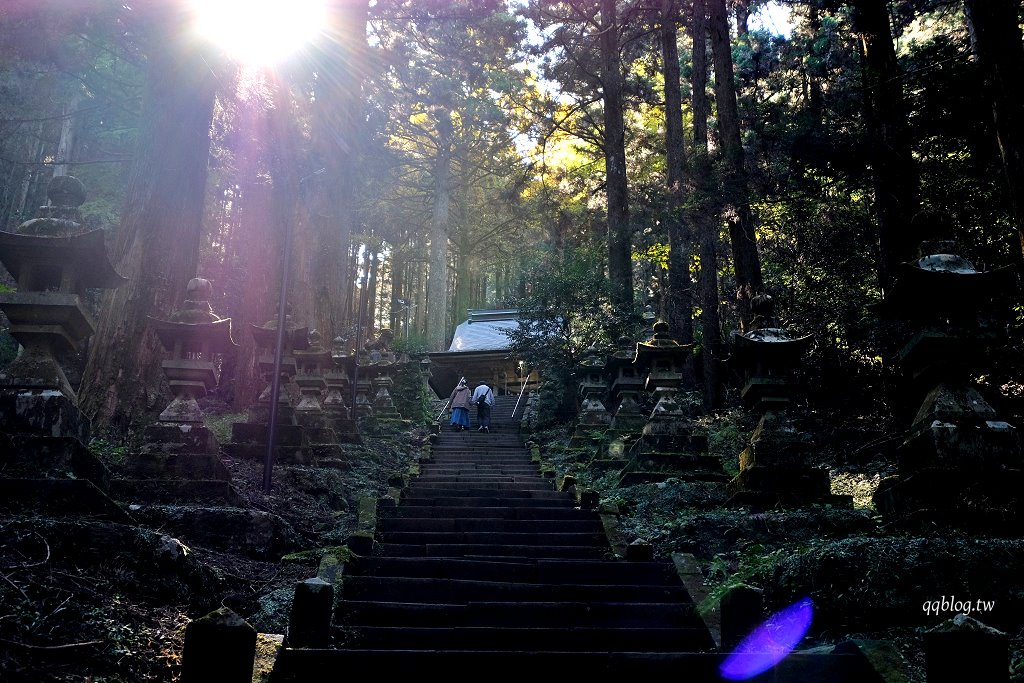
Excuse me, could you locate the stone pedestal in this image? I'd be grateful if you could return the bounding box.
[181,607,257,683]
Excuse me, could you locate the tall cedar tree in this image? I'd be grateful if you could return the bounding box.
[80,12,219,433]
[600,0,634,310]
[708,0,763,332]
[661,0,697,366]
[304,0,371,341]
[691,0,724,409]
[852,0,919,293]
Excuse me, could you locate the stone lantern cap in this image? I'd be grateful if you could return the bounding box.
[732,328,813,366]
[147,278,238,355]
[295,330,333,373]
[0,175,124,292]
[149,317,237,356]
[0,230,126,291]
[604,335,639,372]
[876,250,1017,320]
[576,343,607,371]
[250,323,310,353]
[634,321,693,363]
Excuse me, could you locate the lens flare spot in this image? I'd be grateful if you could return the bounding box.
[719,597,813,680]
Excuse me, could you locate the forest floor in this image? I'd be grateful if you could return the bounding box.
[3,393,1023,682]
[0,406,424,683]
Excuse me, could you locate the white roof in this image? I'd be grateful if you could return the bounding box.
[447,310,519,352]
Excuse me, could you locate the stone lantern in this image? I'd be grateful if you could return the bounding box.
[730,296,812,413]
[147,278,237,424]
[323,336,360,443]
[604,335,646,433]
[0,175,125,441]
[372,372,400,420]
[570,344,611,445]
[872,239,1021,528]
[124,278,238,488]
[727,295,846,507]
[635,321,698,447]
[248,309,309,425]
[576,343,609,404]
[614,322,721,487]
[292,330,332,428]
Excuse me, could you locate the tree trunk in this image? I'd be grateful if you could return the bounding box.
[230,178,280,411]
[691,0,724,410]
[661,0,696,373]
[853,0,919,293]
[52,92,80,178]
[963,0,1024,263]
[426,113,453,351]
[600,0,634,310]
[366,245,380,336]
[734,0,750,37]
[307,0,370,340]
[709,0,762,332]
[663,0,696,389]
[79,31,218,435]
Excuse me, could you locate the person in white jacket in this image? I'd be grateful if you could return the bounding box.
[471,382,494,432]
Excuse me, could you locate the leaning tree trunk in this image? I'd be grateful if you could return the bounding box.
[963,0,1024,264]
[691,0,724,410]
[709,0,763,333]
[852,0,919,293]
[661,0,696,387]
[79,30,218,435]
[600,0,634,310]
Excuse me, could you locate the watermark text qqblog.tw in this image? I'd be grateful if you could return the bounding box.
[921,596,995,617]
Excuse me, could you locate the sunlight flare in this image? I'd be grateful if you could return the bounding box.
[190,0,328,66]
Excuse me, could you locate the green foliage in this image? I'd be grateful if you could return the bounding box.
[508,243,642,377]
[88,437,129,465]
[0,329,17,368]
[391,333,431,356]
[697,546,789,618]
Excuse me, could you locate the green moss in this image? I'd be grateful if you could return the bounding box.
[281,545,353,565]
[204,411,246,443]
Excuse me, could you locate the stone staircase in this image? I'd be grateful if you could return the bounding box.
[268,395,886,680]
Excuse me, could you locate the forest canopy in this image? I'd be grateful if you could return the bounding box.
[0,0,1021,434]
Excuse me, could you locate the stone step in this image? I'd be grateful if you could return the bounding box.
[378,505,595,520]
[400,488,566,500]
[341,576,687,604]
[405,480,556,492]
[373,543,610,559]
[389,496,578,508]
[332,625,713,652]
[376,517,604,534]
[429,447,528,455]
[270,650,884,680]
[347,557,687,585]
[416,467,540,476]
[374,530,609,546]
[425,456,532,465]
[336,599,701,629]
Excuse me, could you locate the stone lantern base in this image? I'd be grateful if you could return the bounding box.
[726,411,853,509]
[0,389,90,444]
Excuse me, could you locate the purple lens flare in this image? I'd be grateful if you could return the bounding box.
[719,597,814,680]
